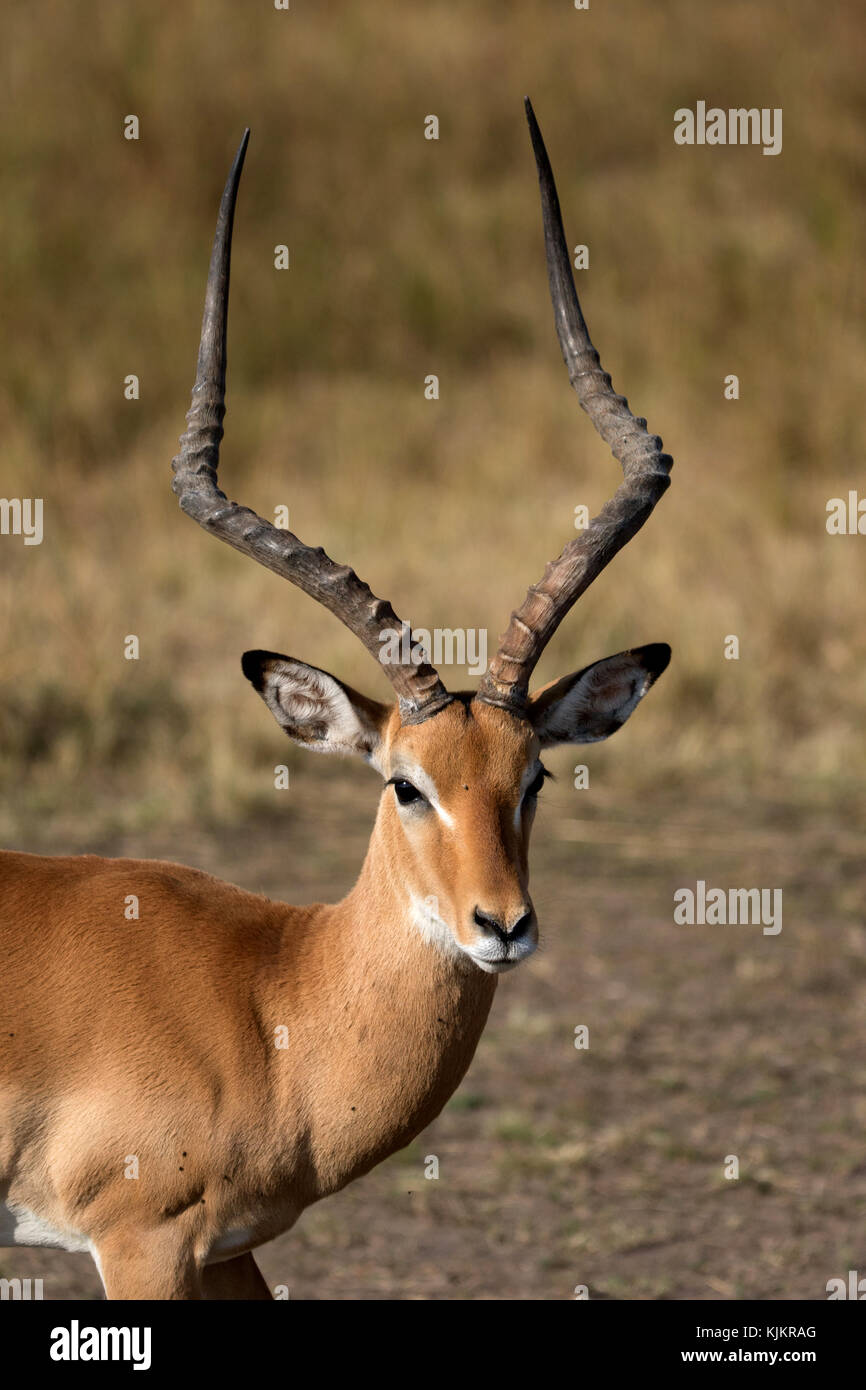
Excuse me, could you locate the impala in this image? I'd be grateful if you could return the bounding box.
[0,101,672,1299]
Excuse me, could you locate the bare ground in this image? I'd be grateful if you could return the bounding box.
[3,773,864,1300]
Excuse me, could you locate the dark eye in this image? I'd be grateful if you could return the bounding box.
[525,767,547,800]
[392,779,424,806]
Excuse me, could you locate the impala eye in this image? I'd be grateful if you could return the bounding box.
[525,767,549,800]
[391,779,425,807]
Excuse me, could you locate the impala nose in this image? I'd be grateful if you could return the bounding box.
[473,906,535,942]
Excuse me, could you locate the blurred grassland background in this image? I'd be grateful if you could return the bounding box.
[1,0,864,843]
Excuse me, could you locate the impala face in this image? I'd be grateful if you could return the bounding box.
[383,698,542,974]
[241,644,671,977]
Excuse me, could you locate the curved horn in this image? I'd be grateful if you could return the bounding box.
[476,99,673,713]
[171,131,452,723]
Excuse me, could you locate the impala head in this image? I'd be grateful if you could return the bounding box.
[172,100,673,976]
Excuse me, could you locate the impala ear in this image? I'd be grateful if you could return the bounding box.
[241,651,390,767]
[528,643,671,747]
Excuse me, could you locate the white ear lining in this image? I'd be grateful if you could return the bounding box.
[254,659,384,762]
[533,656,657,747]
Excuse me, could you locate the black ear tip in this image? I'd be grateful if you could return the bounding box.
[636,642,672,678]
[241,650,267,690]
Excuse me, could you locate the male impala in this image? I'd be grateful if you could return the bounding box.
[0,101,672,1299]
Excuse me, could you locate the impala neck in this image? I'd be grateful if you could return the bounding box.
[338,792,497,1007]
[308,789,499,1074]
[258,795,498,1199]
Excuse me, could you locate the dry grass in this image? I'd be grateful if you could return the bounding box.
[1,0,864,838]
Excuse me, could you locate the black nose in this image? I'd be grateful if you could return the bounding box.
[473,906,534,942]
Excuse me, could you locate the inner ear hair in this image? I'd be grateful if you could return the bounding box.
[241,650,390,760]
[529,644,671,747]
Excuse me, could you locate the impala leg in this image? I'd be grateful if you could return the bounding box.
[94,1230,202,1300]
[201,1252,273,1300]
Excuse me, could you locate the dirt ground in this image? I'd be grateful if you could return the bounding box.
[3,772,864,1301]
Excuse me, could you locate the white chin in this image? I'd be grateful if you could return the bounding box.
[466,954,523,975]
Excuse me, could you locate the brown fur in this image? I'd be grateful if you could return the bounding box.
[0,659,667,1297]
[0,701,537,1298]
